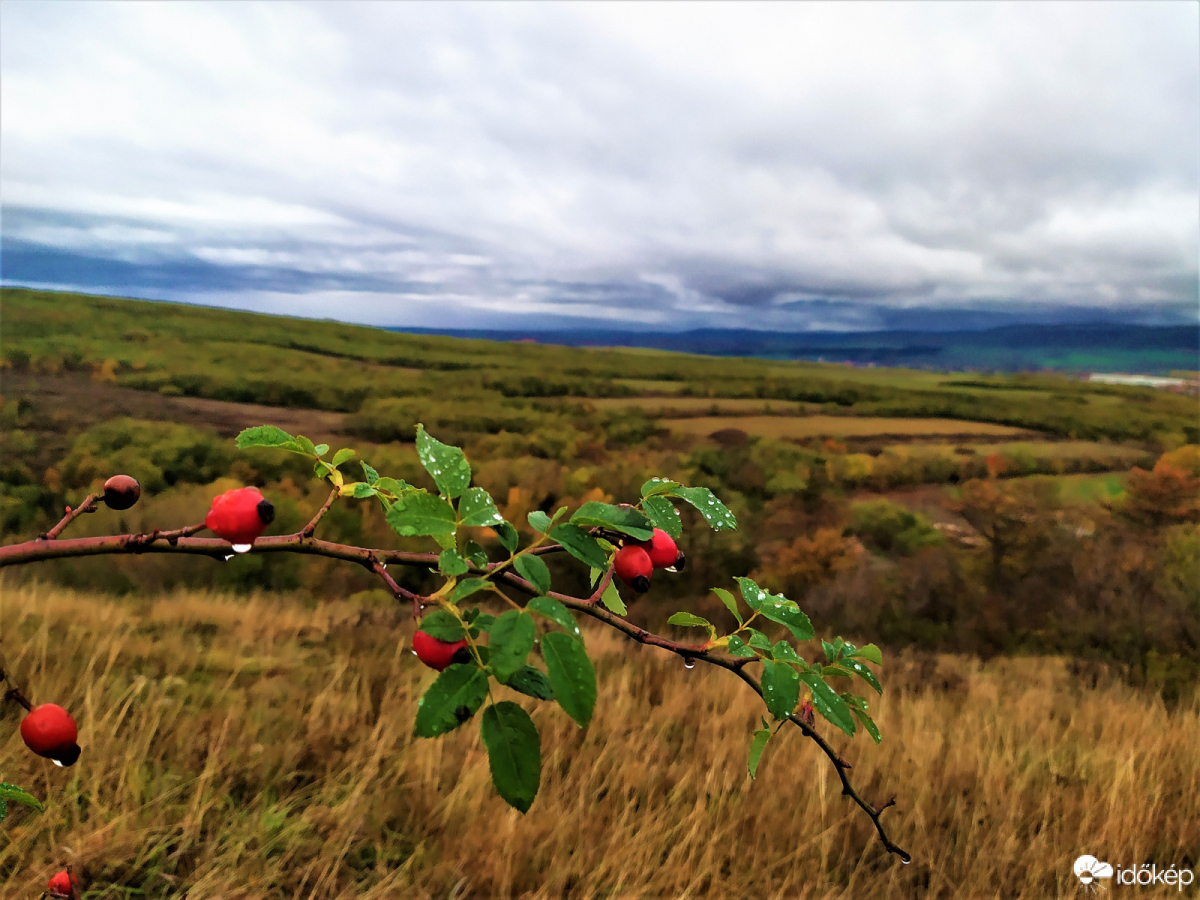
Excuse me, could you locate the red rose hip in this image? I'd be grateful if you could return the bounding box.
[614,544,653,593]
[412,630,470,671]
[47,869,77,897]
[643,528,682,569]
[205,487,274,546]
[20,704,81,766]
[102,474,141,510]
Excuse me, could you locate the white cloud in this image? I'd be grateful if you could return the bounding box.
[1,1,1196,328]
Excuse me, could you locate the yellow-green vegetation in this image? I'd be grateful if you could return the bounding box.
[1,583,1195,899]
[590,396,811,416]
[663,414,1033,439]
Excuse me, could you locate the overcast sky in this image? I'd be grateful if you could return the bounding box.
[2,1,1197,331]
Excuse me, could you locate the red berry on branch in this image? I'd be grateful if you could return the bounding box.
[642,529,680,569]
[47,869,77,897]
[102,474,141,511]
[20,704,81,766]
[412,630,470,671]
[614,545,653,593]
[205,487,274,546]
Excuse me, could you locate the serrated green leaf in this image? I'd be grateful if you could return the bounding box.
[514,554,552,595]
[416,424,472,499]
[373,476,411,495]
[450,577,493,603]
[488,610,536,683]
[464,540,489,568]
[495,520,520,552]
[0,783,43,813]
[760,660,800,720]
[439,548,470,577]
[480,702,541,813]
[459,487,503,528]
[641,478,681,498]
[569,502,654,541]
[745,628,774,653]
[331,447,355,467]
[667,612,714,633]
[642,495,682,540]
[527,596,582,640]
[600,578,626,615]
[843,657,883,694]
[527,510,552,533]
[748,719,771,779]
[549,524,609,569]
[668,486,736,530]
[725,634,757,658]
[772,641,803,665]
[235,425,305,453]
[799,672,856,736]
[821,665,855,679]
[508,665,555,701]
[713,588,743,625]
[345,482,375,499]
[361,460,379,484]
[850,705,882,743]
[386,491,457,537]
[419,609,466,642]
[850,643,883,665]
[541,631,596,728]
[414,664,488,737]
[822,639,841,663]
[739,579,814,642]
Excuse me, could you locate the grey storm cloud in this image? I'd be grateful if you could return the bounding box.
[1,1,1196,330]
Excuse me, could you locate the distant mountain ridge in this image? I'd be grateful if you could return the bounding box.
[384,323,1200,374]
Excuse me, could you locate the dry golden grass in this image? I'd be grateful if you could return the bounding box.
[1,582,1197,899]
[664,415,1033,440]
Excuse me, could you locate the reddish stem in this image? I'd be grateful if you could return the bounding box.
[39,494,100,541]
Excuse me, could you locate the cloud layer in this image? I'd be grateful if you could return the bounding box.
[2,2,1197,330]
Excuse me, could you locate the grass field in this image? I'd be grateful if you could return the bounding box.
[663,415,1034,440]
[588,397,810,416]
[2,583,1196,899]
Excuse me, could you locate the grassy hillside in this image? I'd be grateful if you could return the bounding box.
[1,584,1196,899]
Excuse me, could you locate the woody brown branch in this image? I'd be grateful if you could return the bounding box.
[38,494,100,541]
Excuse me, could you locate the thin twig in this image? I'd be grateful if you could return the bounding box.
[586,565,615,605]
[301,488,340,538]
[39,494,100,541]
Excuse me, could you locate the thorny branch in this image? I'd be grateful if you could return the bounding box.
[0,492,909,862]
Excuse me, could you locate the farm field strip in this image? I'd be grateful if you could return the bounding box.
[664,414,1037,439]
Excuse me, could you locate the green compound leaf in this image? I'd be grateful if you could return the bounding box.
[481,702,542,813]
[771,641,804,665]
[488,610,536,683]
[713,588,743,625]
[748,718,772,779]
[386,491,457,537]
[414,664,489,737]
[799,672,857,737]
[745,628,774,653]
[526,596,582,640]
[438,548,470,577]
[416,424,472,499]
[508,665,556,701]
[450,577,493,604]
[668,486,737,530]
[541,631,597,728]
[514,554,552,595]
[641,478,681,498]
[549,524,609,570]
[849,643,884,666]
[459,487,504,528]
[331,447,356,468]
[527,510,552,533]
[843,657,883,695]
[419,609,466,642]
[642,495,682,540]
[738,578,814,642]
[760,660,801,721]
[844,696,882,744]
[569,502,654,541]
